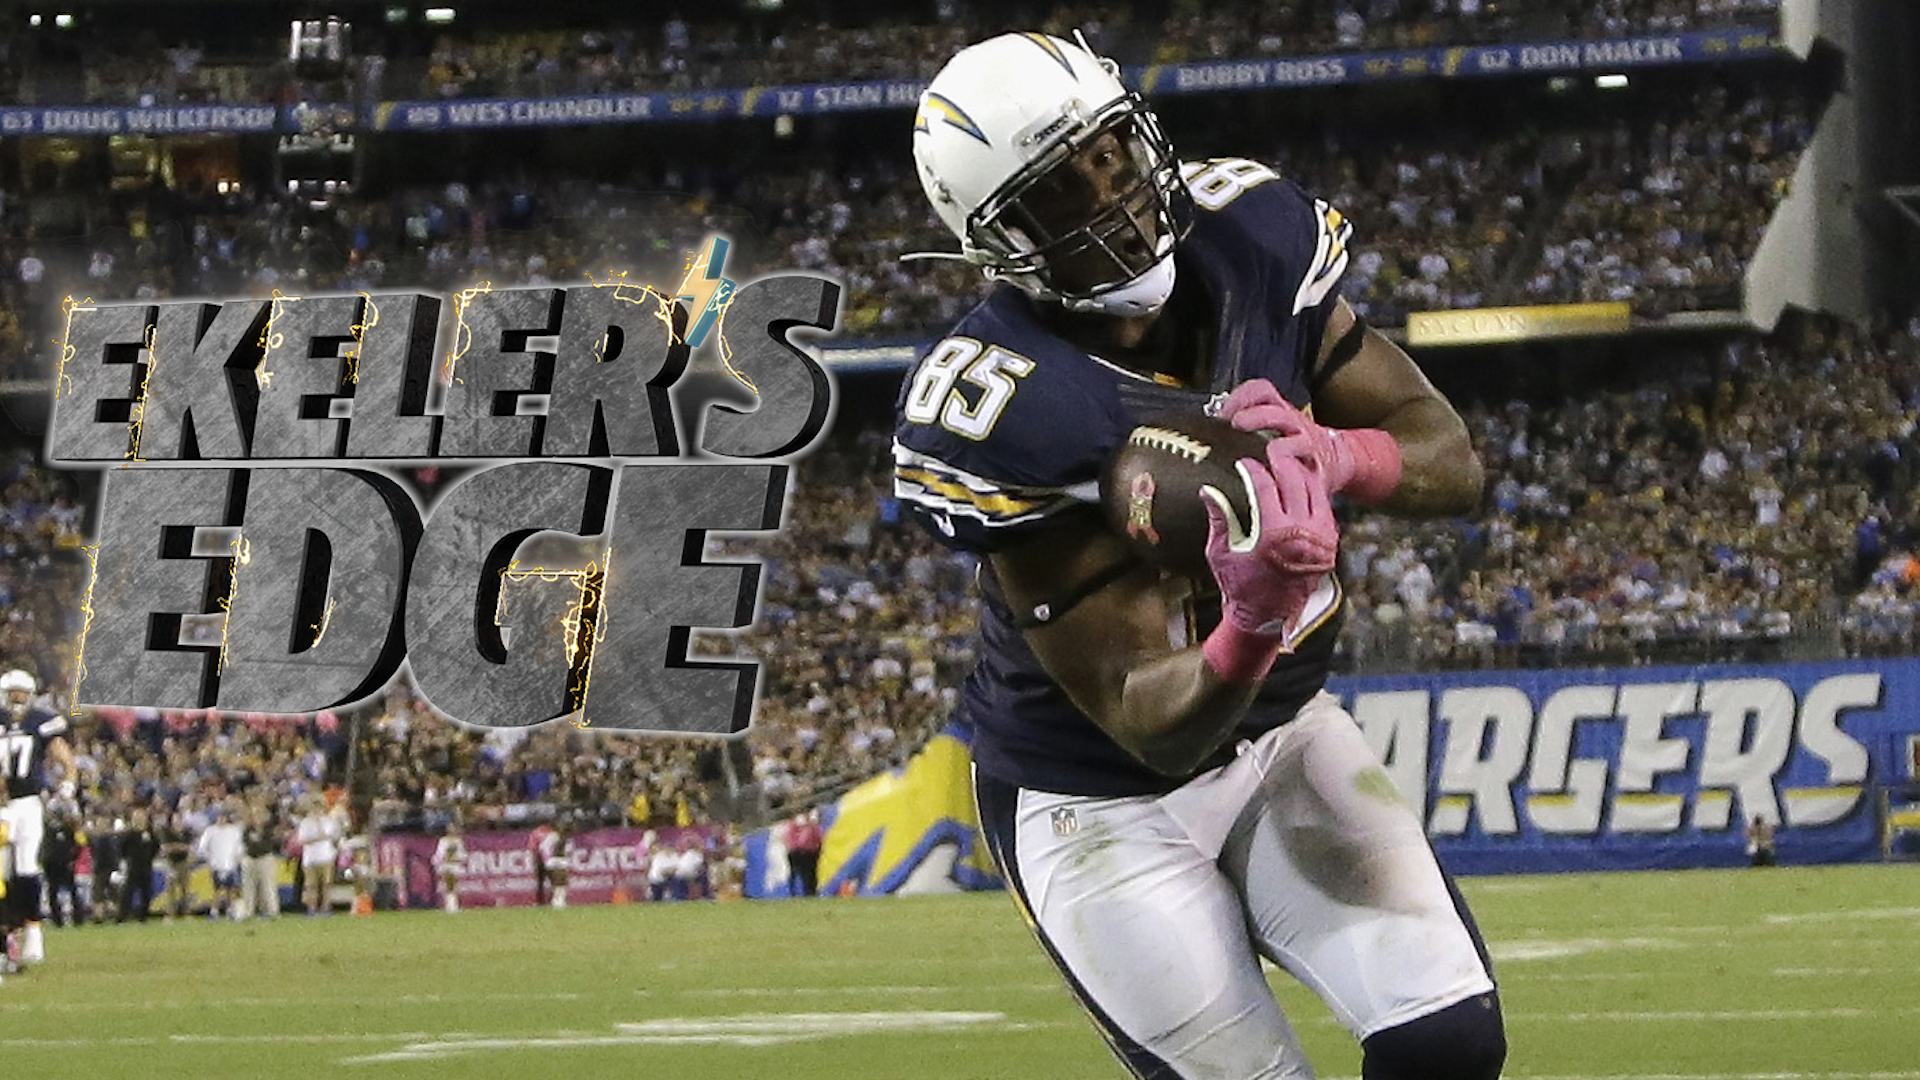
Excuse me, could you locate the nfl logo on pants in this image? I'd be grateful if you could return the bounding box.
[1050,808,1079,837]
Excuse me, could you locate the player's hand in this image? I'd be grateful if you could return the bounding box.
[1198,444,1337,639]
[1216,378,1404,504]
[1215,378,1355,491]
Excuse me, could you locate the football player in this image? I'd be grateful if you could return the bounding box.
[539,818,572,909]
[528,821,555,905]
[0,816,11,982]
[1,668,75,967]
[895,33,1502,1080]
[432,822,466,914]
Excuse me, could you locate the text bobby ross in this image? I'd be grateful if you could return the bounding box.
[49,274,840,735]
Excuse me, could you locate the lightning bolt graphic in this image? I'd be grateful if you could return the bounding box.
[674,235,736,349]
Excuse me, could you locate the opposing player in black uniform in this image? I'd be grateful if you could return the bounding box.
[1,668,75,966]
[897,33,1501,1080]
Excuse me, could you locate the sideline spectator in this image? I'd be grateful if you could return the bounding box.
[1744,814,1777,866]
[195,806,246,920]
[240,806,283,919]
[295,797,342,915]
[783,810,824,897]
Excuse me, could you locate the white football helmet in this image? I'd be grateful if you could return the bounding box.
[1,668,35,714]
[912,32,1190,316]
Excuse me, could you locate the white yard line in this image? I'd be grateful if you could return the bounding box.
[0,990,588,1012]
[1762,908,1920,925]
[339,1010,1013,1064]
[1773,966,1912,977]
[0,1031,458,1050]
[1519,965,1917,982]
[1550,1007,1910,1022]
[1491,936,1684,962]
[0,983,1076,1014]
[686,982,1062,996]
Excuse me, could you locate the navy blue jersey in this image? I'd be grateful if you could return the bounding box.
[3,705,69,799]
[893,161,1353,797]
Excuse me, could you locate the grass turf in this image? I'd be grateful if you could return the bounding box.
[2,863,1915,1079]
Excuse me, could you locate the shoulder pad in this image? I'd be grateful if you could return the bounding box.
[1181,159,1351,315]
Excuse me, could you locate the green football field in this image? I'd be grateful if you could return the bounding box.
[3,863,1915,1079]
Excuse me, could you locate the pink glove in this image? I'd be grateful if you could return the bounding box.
[1216,378,1403,505]
[1197,445,1339,683]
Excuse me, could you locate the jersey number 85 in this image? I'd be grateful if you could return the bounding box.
[902,337,1036,441]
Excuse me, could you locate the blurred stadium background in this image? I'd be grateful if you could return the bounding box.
[1,0,1918,1074]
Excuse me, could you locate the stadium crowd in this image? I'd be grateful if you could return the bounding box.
[1339,315,1920,671]
[3,0,1783,107]
[1513,81,1805,314]
[0,67,1813,379]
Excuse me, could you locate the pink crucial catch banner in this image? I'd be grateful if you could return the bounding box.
[379,825,721,908]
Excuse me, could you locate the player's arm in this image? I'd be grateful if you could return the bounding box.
[1303,296,1482,517]
[989,518,1258,776]
[49,735,75,783]
[991,446,1334,777]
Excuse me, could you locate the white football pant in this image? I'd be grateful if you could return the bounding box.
[977,693,1495,1080]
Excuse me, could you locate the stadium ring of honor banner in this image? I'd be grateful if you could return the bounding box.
[0,28,1778,137]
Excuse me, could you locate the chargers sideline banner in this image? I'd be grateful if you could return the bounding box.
[1327,658,1920,874]
[745,658,1919,894]
[0,28,1776,137]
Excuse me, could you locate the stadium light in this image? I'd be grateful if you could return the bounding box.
[1594,73,1629,90]
[28,13,41,26]
[54,12,73,27]
[424,7,455,23]
[385,6,407,23]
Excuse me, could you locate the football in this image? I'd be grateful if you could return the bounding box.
[1099,413,1272,579]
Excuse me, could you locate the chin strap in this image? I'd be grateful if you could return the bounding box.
[901,244,1178,319]
[1061,251,1178,316]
